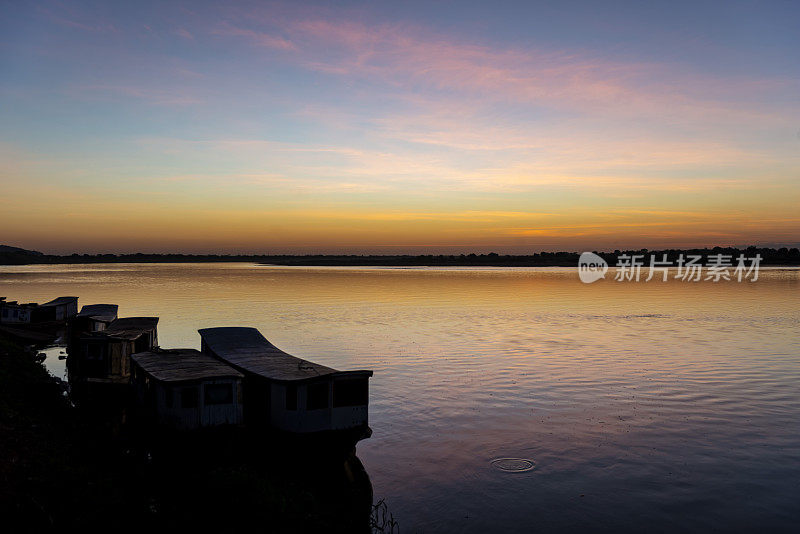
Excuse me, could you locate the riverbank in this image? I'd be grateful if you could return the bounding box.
[2,245,799,267]
[0,334,382,532]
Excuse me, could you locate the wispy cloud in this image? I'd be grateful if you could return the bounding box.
[215,13,797,127]
[175,28,194,40]
[212,22,296,51]
[36,6,117,33]
[71,84,205,106]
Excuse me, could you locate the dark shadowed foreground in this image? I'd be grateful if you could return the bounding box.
[0,334,389,533]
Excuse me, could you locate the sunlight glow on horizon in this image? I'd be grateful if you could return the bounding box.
[1,1,799,254]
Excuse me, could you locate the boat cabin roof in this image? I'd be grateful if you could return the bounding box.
[131,348,243,383]
[82,316,159,341]
[40,296,78,307]
[78,304,119,322]
[107,316,158,331]
[199,327,371,383]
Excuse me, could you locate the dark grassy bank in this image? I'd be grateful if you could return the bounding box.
[2,244,799,267]
[0,334,387,533]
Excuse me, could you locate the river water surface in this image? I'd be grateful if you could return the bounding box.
[1,263,798,532]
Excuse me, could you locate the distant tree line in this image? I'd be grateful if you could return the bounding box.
[1,244,799,266]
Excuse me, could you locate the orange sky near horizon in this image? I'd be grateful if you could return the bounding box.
[2,2,799,254]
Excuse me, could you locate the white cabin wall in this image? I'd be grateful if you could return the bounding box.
[332,406,368,429]
[298,381,333,432]
[55,301,78,321]
[270,382,334,433]
[152,379,243,430]
[200,379,242,427]
[270,383,297,431]
[1,307,32,323]
[158,384,200,430]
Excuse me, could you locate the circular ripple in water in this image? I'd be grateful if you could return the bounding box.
[490,458,535,472]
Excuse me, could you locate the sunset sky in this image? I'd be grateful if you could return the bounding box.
[1,1,799,254]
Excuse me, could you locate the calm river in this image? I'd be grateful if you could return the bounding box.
[1,263,799,532]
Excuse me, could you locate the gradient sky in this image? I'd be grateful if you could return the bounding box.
[1,1,799,254]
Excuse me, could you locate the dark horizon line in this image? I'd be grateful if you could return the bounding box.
[2,244,799,267]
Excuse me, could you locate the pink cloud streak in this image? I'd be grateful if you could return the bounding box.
[217,13,795,124]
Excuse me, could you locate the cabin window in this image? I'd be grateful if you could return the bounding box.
[181,387,199,408]
[307,382,329,410]
[285,384,297,410]
[333,379,369,407]
[204,384,233,405]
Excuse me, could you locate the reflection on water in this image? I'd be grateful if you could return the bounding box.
[40,344,68,379]
[2,264,799,532]
[134,432,375,532]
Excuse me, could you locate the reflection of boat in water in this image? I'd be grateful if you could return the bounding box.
[137,427,375,532]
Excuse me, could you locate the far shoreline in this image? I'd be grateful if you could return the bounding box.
[2,246,800,267]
